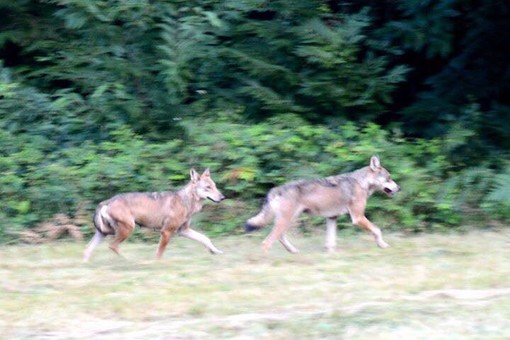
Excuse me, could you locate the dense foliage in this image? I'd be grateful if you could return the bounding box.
[1,0,509,242]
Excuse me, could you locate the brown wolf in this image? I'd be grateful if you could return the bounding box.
[83,168,225,262]
[245,156,400,253]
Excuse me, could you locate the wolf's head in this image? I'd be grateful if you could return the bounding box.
[190,168,225,203]
[368,156,401,196]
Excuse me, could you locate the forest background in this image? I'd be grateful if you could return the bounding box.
[1,0,509,243]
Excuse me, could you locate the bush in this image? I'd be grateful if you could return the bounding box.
[0,112,506,243]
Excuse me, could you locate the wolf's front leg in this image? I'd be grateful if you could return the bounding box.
[83,231,105,262]
[371,224,389,248]
[179,227,223,254]
[279,234,299,253]
[156,228,176,259]
[325,217,338,252]
[351,215,389,248]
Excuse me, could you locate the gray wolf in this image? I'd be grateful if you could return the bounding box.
[245,156,400,253]
[83,168,225,262]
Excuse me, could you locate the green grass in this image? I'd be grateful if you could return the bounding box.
[1,230,510,339]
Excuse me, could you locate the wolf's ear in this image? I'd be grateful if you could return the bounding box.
[201,168,211,178]
[370,155,381,171]
[190,168,200,183]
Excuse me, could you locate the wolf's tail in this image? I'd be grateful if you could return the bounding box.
[84,204,112,262]
[245,194,275,233]
[93,204,115,235]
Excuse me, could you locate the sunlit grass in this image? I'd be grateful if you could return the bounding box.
[1,230,509,338]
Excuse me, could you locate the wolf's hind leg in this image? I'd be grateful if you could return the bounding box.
[83,231,105,262]
[262,216,293,253]
[109,221,135,257]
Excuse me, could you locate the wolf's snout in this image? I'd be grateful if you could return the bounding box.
[208,195,225,203]
[384,184,400,195]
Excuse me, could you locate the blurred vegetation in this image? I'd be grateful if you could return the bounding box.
[0,0,509,242]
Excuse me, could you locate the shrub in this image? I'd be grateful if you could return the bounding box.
[0,112,506,243]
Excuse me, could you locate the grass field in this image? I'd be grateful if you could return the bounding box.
[1,229,510,339]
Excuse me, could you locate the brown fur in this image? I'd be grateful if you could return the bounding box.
[83,169,225,262]
[245,156,400,253]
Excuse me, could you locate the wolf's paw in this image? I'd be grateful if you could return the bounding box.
[210,248,224,255]
[325,246,337,254]
[377,240,390,248]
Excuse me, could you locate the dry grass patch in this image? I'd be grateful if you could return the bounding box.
[1,229,509,339]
